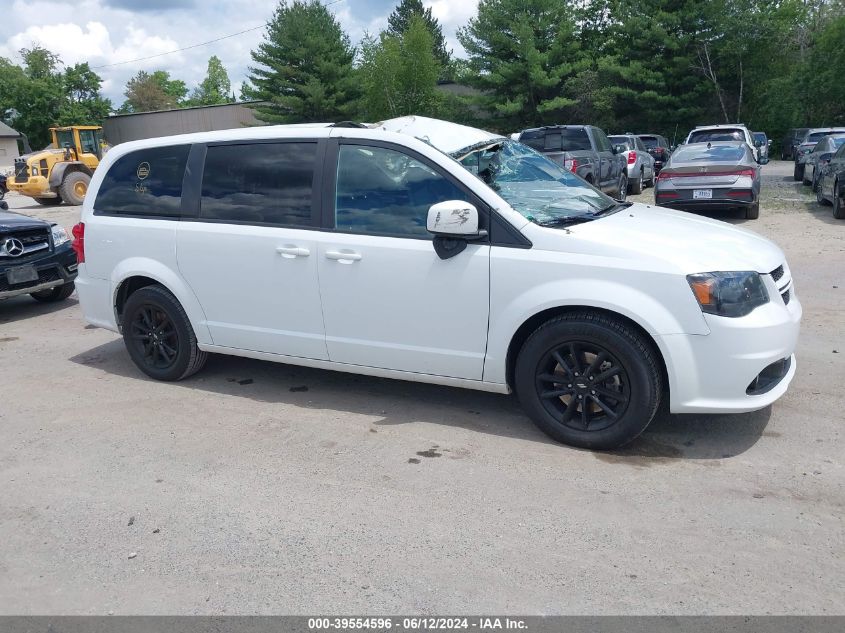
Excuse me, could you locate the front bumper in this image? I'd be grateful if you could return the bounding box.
[657,290,802,413]
[6,176,54,198]
[0,244,77,300]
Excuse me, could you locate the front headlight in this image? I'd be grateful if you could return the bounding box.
[687,271,769,317]
[51,225,70,246]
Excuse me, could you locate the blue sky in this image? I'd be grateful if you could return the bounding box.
[0,0,478,105]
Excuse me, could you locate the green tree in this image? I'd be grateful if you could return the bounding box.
[245,0,358,123]
[59,62,112,125]
[121,70,187,113]
[457,0,582,130]
[359,16,442,120]
[188,55,232,106]
[387,0,450,67]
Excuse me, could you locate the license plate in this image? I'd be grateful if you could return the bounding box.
[693,189,713,199]
[7,265,38,285]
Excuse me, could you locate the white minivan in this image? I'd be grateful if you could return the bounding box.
[73,116,801,449]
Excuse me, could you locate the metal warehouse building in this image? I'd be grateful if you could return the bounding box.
[102,102,263,145]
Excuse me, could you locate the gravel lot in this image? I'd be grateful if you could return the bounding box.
[1,160,843,614]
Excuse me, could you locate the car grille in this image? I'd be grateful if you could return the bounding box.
[0,227,51,258]
[0,264,61,293]
[13,159,29,183]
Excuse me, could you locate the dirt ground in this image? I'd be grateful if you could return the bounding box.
[0,160,843,614]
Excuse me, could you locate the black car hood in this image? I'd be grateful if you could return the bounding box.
[0,210,49,232]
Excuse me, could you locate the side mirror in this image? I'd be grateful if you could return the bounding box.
[427,200,480,237]
[0,200,7,211]
[427,201,485,260]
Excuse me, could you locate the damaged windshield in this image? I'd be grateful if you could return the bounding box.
[455,140,618,226]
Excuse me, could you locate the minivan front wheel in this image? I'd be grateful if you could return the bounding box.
[514,312,662,449]
[122,285,207,381]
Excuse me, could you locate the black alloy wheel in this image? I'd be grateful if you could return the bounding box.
[514,312,662,450]
[535,342,630,433]
[129,304,180,371]
[122,285,207,381]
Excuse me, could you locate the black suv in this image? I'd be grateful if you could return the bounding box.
[637,134,671,173]
[0,201,78,303]
[518,125,627,197]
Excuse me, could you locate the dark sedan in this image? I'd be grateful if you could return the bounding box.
[654,142,762,219]
[816,142,845,219]
[793,128,845,181]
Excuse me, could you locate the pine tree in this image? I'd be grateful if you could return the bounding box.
[386,0,450,67]
[458,0,581,129]
[245,0,358,123]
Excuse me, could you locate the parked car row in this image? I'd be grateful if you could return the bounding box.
[792,127,845,182]
[792,131,845,219]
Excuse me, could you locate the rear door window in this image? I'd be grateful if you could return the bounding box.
[519,130,545,151]
[200,142,318,227]
[94,145,190,218]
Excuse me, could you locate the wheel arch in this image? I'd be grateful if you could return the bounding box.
[48,161,93,188]
[110,260,212,345]
[500,305,670,396]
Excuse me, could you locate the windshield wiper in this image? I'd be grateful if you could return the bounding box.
[595,200,633,216]
[537,215,595,228]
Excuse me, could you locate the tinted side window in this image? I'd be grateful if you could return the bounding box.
[335,145,471,238]
[95,145,189,217]
[635,138,648,151]
[200,143,317,226]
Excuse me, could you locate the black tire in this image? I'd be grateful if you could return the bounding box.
[834,182,845,220]
[793,163,804,182]
[60,171,91,206]
[630,169,644,194]
[617,174,628,200]
[817,181,830,205]
[30,281,75,302]
[745,202,760,219]
[122,285,207,381]
[35,197,62,206]
[514,312,662,450]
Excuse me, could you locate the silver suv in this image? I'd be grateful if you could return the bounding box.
[608,134,656,194]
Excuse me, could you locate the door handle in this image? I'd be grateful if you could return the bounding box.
[325,250,362,263]
[276,245,310,258]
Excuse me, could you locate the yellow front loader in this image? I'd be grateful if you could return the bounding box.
[7,126,104,206]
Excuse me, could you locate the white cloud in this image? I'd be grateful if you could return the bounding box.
[0,0,479,106]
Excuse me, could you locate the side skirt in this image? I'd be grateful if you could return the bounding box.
[198,344,513,394]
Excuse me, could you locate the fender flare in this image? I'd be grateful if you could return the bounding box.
[483,278,709,386]
[48,162,93,188]
[110,258,213,346]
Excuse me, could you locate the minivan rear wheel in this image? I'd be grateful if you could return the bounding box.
[122,285,207,381]
[514,312,662,450]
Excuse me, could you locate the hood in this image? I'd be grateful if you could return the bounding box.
[375,116,505,156]
[0,210,49,232]
[562,203,784,275]
[17,148,64,164]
